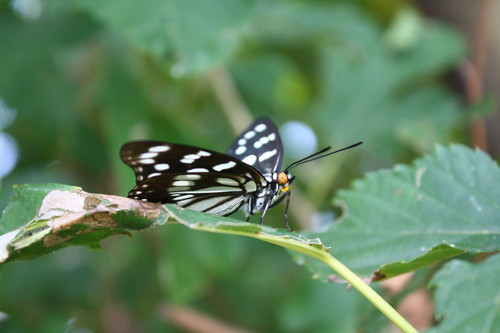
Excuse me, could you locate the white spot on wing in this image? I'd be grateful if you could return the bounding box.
[244,181,257,192]
[254,141,263,149]
[149,145,170,152]
[154,163,169,171]
[258,149,277,162]
[139,152,158,159]
[255,124,267,132]
[216,178,240,186]
[140,159,155,164]
[148,173,161,178]
[181,153,203,164]
[268,133,276,141]
[188,168,209,173]
[213,161,237,171]
[244,131,255,139]
[197,151,211,156]
[174,194,194,201]
[238,138,247,145]
[242,155,257,165]
[235,146,246,155]
[172,180,195,186]
[174,174,202,180]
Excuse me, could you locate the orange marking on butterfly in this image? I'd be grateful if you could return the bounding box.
[277,172,289,185]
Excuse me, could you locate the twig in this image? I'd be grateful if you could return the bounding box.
[471,0,493,76]
[159,304,255,333]
[467,0,493,151]
[206,66,253,135]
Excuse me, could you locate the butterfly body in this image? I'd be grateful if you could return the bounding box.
[120,118,293,226]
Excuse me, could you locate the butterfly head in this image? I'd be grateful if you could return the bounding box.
[276,171,294,193]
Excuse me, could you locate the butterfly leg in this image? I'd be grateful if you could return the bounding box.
[282,191,293,231]
[259,199,273,225]
[245,196,255,222]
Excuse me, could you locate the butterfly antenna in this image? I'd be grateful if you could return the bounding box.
[285,141,363,171]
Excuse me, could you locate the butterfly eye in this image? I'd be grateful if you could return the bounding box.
[277,172,289,185]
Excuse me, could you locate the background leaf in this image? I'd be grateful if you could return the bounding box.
[307,144,500,279]
[427,254,500,333]
[72,0,252,75]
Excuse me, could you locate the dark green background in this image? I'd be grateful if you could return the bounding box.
[1,0,491,332]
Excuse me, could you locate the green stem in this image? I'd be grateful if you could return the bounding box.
[319,254,418,333]
[169,207,419,333]
[226,232,417,333]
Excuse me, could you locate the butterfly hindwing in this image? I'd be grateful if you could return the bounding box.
[127,172,257,216]
[227,117,283,176]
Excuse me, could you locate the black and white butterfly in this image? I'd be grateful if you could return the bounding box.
[120,117,362,230]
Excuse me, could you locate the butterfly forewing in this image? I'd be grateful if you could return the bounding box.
[121,141,266,183]
[227,117,283,176]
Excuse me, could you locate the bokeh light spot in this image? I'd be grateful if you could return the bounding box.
[280,121,318,159]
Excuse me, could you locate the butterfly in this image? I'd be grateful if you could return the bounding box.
[120,117,362,230]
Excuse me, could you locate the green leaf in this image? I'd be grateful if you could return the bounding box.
[0,186,168,263]
[166,204,329,254]
[309,144,500,279]
[0,185,328,265]
[166,0,252,75]
[72,0,252,75]
[0,184,78,234]
[166,205,417,333]
[427,254,500,333]
[0,185,418,331]
[73,0,171,57]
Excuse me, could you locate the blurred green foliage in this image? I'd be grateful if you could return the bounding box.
[0,0,487,332]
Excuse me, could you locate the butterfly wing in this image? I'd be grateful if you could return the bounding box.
[127,172,260,216]
[227,117,284,176]
[120,141,268,216]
